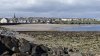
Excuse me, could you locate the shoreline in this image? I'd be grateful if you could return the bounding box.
[1,24,100,31]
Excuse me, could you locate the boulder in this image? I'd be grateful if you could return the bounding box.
[1,51,11,56]
[31,44,49,56]
[0,40,7,55]
[19,38,31,53]
[63,47,68,54]
[1,36,19,52]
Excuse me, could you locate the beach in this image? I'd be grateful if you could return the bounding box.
[1,24,97,31]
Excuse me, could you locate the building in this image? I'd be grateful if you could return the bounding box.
[0,18,9,23]
[61,18,72,21]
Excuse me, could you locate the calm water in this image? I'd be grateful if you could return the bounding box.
[57,25,100,31]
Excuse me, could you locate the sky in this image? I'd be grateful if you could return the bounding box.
[0,0,100,18]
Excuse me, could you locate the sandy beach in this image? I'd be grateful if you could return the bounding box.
[1,24,80,31]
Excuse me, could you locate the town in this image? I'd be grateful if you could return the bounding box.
[0,14,100,24]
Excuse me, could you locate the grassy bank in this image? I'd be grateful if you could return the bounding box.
[18,31,100,54]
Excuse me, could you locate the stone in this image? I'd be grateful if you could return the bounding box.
[31,44,49,56]
[19,38,31,53]
[12,53,21,56]
[69,52,82,56]
[31,45,37,55]
[64,47,68,54]
[0,41,7,55]
[1,51,11,56]
[1,36,19,52]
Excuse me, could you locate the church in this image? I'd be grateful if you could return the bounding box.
[0,14,17,23]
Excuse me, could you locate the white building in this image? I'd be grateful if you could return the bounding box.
[0,18,9,23]
[61,18,72,21]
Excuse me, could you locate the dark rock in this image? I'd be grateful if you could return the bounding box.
[68,48,74,52]
[1,51,11,56]
[19,38,31,53]
[31,44,49,56]
[41,53,48,56]
[1,36,13,49]
[12,53,29,56]
[1,36,19,52]
[11,38,19,52]
[36,44,49,54]
[64,47,68,54]
[0,40,7,55]
[31,45,37,55]
[0,40,13,55]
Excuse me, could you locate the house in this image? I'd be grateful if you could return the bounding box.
[0,18,9,23]
[17,17,27,23]
[61,18,72,21]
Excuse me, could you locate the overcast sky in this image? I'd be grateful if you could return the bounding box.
[0,0,100,18]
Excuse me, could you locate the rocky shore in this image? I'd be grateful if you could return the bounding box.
[0,27,100,56]
[19,31,100,56]
[0,27,84,56]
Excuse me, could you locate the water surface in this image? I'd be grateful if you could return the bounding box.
[57,25,100,31]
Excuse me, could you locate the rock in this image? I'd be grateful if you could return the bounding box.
[36,44,49,54]
[1,36,13,49]
[0,41,7,55]
[31,44,49,56]
[41,53,48,56]
[68,48,74,52]
[69,52,82,56]
[1,51,11,56]
[10,38,19,52]
[95,54,100,56]
[31,45,37,55]
[1,36,19,52]
[12,53,21,56]
[64,47,68,54]
[19,38,31,53]
[12,53,29,56]
[51,47,64,56]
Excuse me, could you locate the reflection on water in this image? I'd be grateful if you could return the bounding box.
[57,25,100,31]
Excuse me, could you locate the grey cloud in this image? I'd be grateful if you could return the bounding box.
[0,0,100,18]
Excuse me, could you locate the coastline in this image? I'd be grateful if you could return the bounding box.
[1,26,100,55]
[1,24,100,31]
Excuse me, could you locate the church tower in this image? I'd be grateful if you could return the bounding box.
[14,13,16,18]
[13,13,18,23]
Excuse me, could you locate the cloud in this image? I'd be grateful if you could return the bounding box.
[0,0,100,18]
